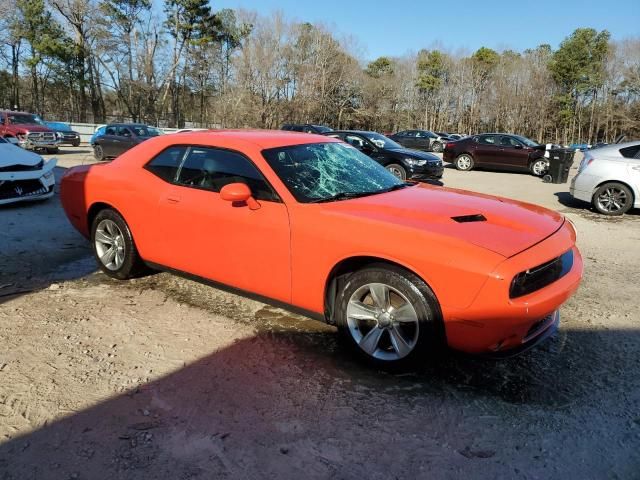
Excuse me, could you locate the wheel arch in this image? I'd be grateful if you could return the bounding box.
[87,201,120,232]
[591,179,637,205]
[323,255,441,324]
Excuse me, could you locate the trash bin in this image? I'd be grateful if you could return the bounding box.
[544,148,575,184]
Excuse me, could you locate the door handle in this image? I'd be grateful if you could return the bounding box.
[165,196,181,204]
[632,166,640,171]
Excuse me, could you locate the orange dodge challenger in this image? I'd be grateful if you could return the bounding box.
[61,130,583,365]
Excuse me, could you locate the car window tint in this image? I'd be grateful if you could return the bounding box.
[619,145,640,159]
[177,147,278,201]
[117,127,132,137]
[478,135,497,145]
[105,126,116,135]
[500,136,521,147]
[145,146,188,183]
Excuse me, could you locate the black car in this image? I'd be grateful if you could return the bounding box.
[94,123,162,160]
[281,124,333,134]
[324,130,443,181]
[388,130,450,152]
[44,121,81,147]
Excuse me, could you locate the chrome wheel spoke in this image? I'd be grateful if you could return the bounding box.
[95,230,113,245]
[389,326,412,357]
[101,246,116,266]
[95,219,126,271]
[359,327,384,355]
[391,303,418,323]
[369,284,390,310]
[348,301,379,321]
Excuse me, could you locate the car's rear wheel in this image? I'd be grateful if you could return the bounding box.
[335,265,441,366]
[72,141,80,147]
[593,182,633,216]
[94,144,105,161]
[432,142,443,153]
[91,209,146,279]
[530,158,548,177]
[454,154,474,171]
[386,163,407,180]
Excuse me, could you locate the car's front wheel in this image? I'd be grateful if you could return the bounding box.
[454,154,474,171]
[91,209,147,279]
[432,142,443,153]
[386,163,407,180]
[94,144,105,161]
[46,147,59,154]
[335,265,441,366]
[593,182,633,216]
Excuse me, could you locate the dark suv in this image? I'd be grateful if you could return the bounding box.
[94,123,162,160]
[281,124,333,134]
[324,130,443,181]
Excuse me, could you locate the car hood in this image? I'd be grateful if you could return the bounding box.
[387,148,440,161]
[323,184,565,258]
[0,144,43,167]
[14,124,52,133]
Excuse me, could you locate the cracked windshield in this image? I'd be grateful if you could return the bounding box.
[262,142,406,203]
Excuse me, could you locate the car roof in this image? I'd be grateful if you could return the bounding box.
[329,130,378,135]
[590,140,640,156]
[165,129,341,149]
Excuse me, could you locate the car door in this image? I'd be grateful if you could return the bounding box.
[392,131,413,149]
[154,145,292,302]
[99,126,119,156]
[494,135,528,170]
[473,134,501,166]
[414,131,433,151]
[114,126,138,156]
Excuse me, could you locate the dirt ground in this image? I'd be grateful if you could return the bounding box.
[1,147,639,479]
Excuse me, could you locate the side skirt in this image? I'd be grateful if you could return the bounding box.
[144,261,327,323]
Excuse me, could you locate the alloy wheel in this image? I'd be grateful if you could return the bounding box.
[346,282,419,361]
[456,155,472,170]
[531,159,548,176]
[596,186,628,213]
[94,219,126,271]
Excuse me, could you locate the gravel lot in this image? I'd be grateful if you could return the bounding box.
[1,147,639,479]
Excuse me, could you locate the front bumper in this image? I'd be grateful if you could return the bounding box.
[0,158,57,205]
[58,133,80,145]
[408,162,444,180]
[443,221,582,355]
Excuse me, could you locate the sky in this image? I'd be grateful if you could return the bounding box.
[210,0,640,59]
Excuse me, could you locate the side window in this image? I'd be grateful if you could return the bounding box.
[145,146,188,183]
[500,136,521,147]
[345,134,365,149]
[478,135,497,145]
[176,147,278,201]
[105,126,116,135]
[118,127,132,137]
[396,131,409,137]
[619,145,640,159]
[405,131,418,137]
[290,125,303,132]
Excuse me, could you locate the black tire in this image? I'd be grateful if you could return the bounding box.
[335,265,443,367]
[432,142,443,153]
[91,209,147,279]
[94,144,105,161]
[454,154,474,171]
[529,158,548,177]
[386,163,407,180]
[46,147,59,154]
[72,141,80,147]
[592,182,634,216]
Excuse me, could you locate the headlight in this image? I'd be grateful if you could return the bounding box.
[405,158,427,167]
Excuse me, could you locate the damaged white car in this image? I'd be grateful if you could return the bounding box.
[0,136,56,205]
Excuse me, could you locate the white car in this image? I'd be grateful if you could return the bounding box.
[570,141,640,215]
[0,136,56,205]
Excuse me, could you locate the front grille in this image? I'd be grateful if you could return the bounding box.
[62,134,77,140]
[0,179,49,200]
[510,250,574,298]
[27,132,56,142]
[0,160,44,172]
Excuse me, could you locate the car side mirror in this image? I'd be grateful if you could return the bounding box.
[514,144,523,149]
[220,182,260,210]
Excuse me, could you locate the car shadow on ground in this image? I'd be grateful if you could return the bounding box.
[1,319,638,478]
[555,191,640,219]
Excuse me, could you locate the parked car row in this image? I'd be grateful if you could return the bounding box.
[0,110,82,152]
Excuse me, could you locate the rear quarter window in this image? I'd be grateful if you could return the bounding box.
[619,145,640,159]
[145,146,188,182]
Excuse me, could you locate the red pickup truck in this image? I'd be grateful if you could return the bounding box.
[0,110,60,153]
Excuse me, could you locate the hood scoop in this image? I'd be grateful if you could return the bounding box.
[451,214,487,223]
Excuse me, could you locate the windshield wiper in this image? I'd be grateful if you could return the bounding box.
[377,182,415,193]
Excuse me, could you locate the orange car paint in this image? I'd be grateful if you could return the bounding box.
[60,130,583,354]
